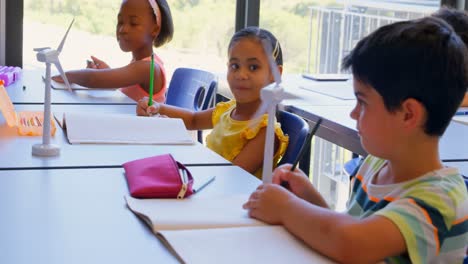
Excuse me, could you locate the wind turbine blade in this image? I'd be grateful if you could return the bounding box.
[57,18,75,53]
[54,60,72,92]
[247,100,271,131]
[33,47,50,52]
[254,100,270,119]
[261,39,282,85]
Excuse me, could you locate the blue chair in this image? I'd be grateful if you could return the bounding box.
[343,157,364,178]
[202,80,218,110]
[277,110,310,168]
[165,68,218,143]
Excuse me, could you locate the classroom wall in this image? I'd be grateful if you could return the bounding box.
[0,0,5,65]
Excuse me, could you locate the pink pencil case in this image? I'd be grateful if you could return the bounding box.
[123,154,194,199]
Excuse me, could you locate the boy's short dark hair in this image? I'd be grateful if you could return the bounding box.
[342,17,468,136]
[433,6,468,47]
[228,27,283,66]
[154,0,174,47]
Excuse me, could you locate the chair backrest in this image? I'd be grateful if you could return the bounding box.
[165,68,218,112]
[277,110,310,166]
[202,80,218,110]
[344,157,364,178]
[463,175,468,192]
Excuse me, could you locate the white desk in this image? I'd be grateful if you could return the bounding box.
[285,104,468,161]
[281,74,356,106]
[0,105,230,169]
[0,166,261,264]
[217,74,355,107]
[5,68,135,105]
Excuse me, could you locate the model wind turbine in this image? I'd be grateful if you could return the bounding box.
[32,18,74,156]
[254,39,296,183]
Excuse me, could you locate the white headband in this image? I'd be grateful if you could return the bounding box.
[148,0,162,33]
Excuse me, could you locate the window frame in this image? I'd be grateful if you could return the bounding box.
[6,1,465,68]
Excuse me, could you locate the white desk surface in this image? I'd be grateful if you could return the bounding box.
[281,74,356,106]
[5,68,135,105]
[284,104,468,161]
[217,73,355,106]
[0,166,263,264]
[0,105,230,169]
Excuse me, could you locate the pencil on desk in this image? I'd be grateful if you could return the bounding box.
[148,53,155,106]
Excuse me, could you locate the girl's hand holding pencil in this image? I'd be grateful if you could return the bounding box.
[136,97,161,117]
[138,53,160,117]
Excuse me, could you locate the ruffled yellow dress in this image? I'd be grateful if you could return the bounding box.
[206,100,289,179]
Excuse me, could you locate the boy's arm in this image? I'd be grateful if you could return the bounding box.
[281,197,406,264]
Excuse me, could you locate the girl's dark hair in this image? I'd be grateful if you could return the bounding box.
[154,0,174,47]
[228,26,283,66]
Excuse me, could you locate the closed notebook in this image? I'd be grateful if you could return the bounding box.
[63,112,194,145]
[0,82,56,136]
[125,195,335,264]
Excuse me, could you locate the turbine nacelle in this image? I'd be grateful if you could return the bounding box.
[35,49,60,63]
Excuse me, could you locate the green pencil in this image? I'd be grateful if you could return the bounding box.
[148,53,155,106]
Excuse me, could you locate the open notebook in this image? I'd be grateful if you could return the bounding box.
[0,82,56,136]
[125,195,335,264]
[62,112,194,145]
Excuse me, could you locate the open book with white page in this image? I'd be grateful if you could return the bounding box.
[62,112,194,145]
[125,194,335,264]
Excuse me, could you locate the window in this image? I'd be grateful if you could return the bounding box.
[23,0,235,78]
[259,0,439,75]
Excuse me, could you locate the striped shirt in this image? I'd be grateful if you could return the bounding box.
[347,155,468,263]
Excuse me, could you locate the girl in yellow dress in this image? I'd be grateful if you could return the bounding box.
[137,27,288,179]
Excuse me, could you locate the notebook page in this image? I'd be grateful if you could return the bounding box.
[160,225,336,264]
[64,112,194,145]
[125,194,264,232]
